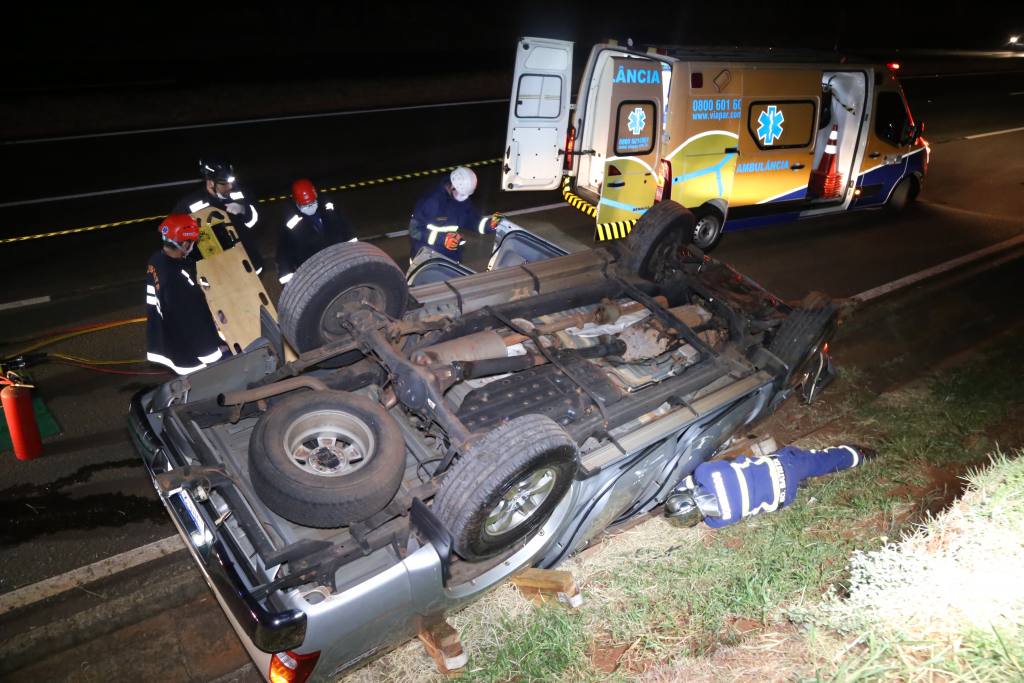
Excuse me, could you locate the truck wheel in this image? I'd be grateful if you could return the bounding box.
[691,207,725,251]
[433,414,577,561]
[768,298,838,388]
[884,177,913,215]
[249,390,406,527]
[618,200,696,279]
[279,242,408,352]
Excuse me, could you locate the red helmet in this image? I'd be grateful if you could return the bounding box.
[159,214,200,244]
[292,179,317,206]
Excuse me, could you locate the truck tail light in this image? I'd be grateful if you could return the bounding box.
[563,125,576,171]
[654,159,672,202]
[270,650,320,683]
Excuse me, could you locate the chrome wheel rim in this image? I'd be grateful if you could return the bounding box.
[282,410,375,477]
[484,467,558,537]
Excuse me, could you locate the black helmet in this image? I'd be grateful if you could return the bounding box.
[199,159,235,182]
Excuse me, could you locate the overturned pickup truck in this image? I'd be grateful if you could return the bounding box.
[128,203,837,681]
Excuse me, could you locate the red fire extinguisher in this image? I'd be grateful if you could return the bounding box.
[2,374,42,461]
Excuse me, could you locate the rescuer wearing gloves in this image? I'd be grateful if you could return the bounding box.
[408,166,500,263]
[665,444,878,528]
[276,178,355,286]
[145,214,225,375]
[173,158,264,273]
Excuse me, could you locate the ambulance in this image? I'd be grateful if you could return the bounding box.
[502,38,929,249]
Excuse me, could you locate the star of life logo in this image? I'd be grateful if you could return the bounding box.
[627,107,647,135]
[756,105,785,145]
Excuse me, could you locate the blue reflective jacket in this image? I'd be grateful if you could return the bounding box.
[693,445,862,528]
[408,182,484,262]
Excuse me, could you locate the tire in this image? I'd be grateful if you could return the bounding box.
[884,177,913,215]
[433,415,578,561]
[691,206,725,252]
[617,200,696,279]
[768,300,838,387]
[279,242,408,353]
[248,390,406,527]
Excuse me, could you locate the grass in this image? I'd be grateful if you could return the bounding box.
[794,451,1024,681]
[352,333,1024,681]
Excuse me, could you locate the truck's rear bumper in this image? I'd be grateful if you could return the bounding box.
[127,391,306,655]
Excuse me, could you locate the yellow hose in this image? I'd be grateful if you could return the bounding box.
[7,317,145,357]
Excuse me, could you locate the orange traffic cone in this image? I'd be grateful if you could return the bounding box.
[808,125,843,199]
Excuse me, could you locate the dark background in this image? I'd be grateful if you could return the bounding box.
[6,3,1023,92]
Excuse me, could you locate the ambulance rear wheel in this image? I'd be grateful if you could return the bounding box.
[279,242,408,353]
[692,207,725,251]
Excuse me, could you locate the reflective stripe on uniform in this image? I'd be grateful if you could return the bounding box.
[710,470,733,521]
[180,269,195,286]
[286,214,302,229]
[146,295,162,317]
[348,237,358,242]
[426,223,459,245]
[146,352,204,375]
[197,349,224,364]
[279,272,294,284]
[477,216,489,234]
[189,200,209,212]
[229,191,245,200]
[146,285,156,295]
[325,202,334,210]
[245,204,259,228]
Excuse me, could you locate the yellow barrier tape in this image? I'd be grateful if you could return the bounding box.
[561,177,637,241]
[0,158,503,245]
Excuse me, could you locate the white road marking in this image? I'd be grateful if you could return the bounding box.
[5,98,510,145]
[0,179,196,208]
[1010,92,1024,96]
[0,295,51,311]
[7,229,1024,613]
[0,535,184,616]
[7,117,1017,208]
[852,233,1024,303]
[503,202,569,217]
[964,126,1024,140]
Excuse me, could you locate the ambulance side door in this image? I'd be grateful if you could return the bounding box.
[502,37,574,191]
[728,69,820,223]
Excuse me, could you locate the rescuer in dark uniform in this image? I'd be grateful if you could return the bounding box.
[173,159,264,273]
[408,166,498,263]
[145,214,225,375]
[276,179,355,285]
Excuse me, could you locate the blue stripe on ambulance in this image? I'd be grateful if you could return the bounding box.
[723,187,808,231]
[598,197,649,215]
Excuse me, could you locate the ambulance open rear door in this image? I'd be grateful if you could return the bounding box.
[502,37,573,191]
[593,57,668,238]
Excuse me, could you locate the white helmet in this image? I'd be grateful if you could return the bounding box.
[449,166,477,202]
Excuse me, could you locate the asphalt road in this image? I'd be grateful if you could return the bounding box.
[0,60,1022,682]
[1,65,1024,589]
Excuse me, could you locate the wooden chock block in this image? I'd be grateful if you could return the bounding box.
[510,567,583,609]
[417,617,467,675]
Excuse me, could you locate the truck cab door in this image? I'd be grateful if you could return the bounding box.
[502,37,574,191]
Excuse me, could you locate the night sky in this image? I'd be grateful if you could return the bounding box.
[5,3,1023,90]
